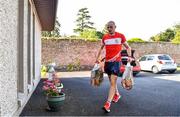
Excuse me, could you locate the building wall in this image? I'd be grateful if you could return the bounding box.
[42,39,180,70]
[0,0,42,116]
[0,0,19,116]
[15,0,42,115]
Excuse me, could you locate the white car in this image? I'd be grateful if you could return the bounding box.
[138,54,177,73]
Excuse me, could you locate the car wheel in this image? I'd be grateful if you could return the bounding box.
[133,72,139,76]
[152,66,159,74]
[168,70,176,73]
[133,73,136,76]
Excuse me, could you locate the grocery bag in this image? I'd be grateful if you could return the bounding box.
[90,63,104,87]
[121,62,134,90]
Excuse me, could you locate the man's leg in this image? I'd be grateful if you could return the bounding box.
[108,75,121,103]
[107,74,118,102]
[110,75,119,94]
[115,84,119,94]
[112,83,121,103]
[103,74,117,112]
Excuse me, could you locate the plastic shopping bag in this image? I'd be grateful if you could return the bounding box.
[90,63,104,87]
[121,62,134,90]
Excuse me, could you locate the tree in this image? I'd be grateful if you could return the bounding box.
[96,31,104,39]
[102,24,108,34]
[150,28,175,42]
[172,27,180,43]
[160,29,175,42]
[74,8,95,34]
[174,24,180,29]
[150,36,156,41]
[42,18,61,37]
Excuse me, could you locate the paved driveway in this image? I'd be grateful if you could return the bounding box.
[20,71,180,116]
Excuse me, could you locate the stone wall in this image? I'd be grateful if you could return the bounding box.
[129,42,180,63]
[42,39,180,71]
[42,39,101,70]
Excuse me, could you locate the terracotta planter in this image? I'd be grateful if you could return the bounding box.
[46,92,65,112]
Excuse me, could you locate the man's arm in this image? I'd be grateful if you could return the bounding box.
[96,44,104,62]
[123,42,132,59]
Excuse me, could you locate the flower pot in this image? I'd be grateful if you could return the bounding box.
[46,92,65,112]
[56,84,63,93]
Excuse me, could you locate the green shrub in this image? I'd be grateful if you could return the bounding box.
[67,63,74,72]
[79,29,98,41]
[66,59,81,71]
[172,29,180,44]
[127,38,145,43]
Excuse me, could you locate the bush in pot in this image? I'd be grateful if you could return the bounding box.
[43,73,65,111]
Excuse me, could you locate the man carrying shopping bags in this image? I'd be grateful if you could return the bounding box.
[96,21,133,113]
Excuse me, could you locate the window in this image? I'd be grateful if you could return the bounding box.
[139,56,147,61]
[27,1,31,84]
[32,13,35,79]
[158,55,171,60]
[147,56,154,61]
[18,0,24,93]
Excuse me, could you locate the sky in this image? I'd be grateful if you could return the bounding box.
[57,0,180,40]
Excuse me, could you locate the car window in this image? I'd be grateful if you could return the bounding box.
[147,56,154,61]
[158,55,171,60]
[139,56,147,61]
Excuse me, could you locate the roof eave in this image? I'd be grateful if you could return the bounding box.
[33,0,58,31]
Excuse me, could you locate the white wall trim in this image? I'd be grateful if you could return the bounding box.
[29,0,42,30]
[13,78,40,116]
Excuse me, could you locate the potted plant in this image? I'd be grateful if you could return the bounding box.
[41,62,56,79]
[43,73,65,112]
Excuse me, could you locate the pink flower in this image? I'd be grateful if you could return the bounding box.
[46,82,54,86]
[43,80,52,84]
[50,85,54,89]
[43,80,48,84]
[53,88,58,92]
[42,73,64,96]
[43,86,49,90]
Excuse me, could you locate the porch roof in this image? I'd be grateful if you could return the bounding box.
[33,0,58,31]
